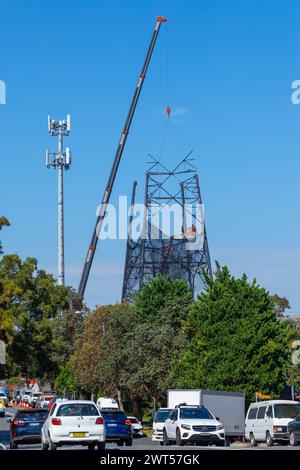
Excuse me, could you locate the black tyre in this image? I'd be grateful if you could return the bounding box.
[88,444,95,451]
[118,440,125,446]
[266,433,273,447]
[216,440,225,447]
[125,439,132,447]
[176,428,186,446]
[48,436,57,451]
[163,428,171,446]
[10,440,18,450]
[41,438,48,450]
[250,433,257,447]
[97,442,105,450]
[160,441,164,446]
[290,431,298,447]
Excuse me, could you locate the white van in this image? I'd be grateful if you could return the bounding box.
[245,400,300,446]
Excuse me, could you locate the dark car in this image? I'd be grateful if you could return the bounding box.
[101,410,133,446]
[288,414,300,446]
[9,408,48,449]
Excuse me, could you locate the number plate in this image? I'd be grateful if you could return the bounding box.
[30,423,39,426]
[71,432,88,437]
[108,423,117,427]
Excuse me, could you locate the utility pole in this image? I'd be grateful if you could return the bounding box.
[46,115,71,286]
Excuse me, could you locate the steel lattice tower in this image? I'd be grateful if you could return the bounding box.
[121,153,212,301]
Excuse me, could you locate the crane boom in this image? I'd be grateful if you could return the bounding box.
[78,16,167,298]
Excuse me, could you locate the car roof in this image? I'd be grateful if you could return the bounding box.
[16,408,47,413]
[249,400,300,406]
[55,400,96,405]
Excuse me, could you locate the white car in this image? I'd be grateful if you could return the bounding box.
[96,397,119,411]
[0,391,9,407]
[128,416,144,437]
[245,400,300,446]
[41,400,106,450]
[163,405,225,446]
[152,408,172,444]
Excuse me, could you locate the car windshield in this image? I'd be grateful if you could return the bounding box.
[24,392,31,396]
[0,393,6,397]
[101,411,126,419]
[154,410,172,423]
[274,404,300,419]
[179,407,214,420]
[57,403,99,417]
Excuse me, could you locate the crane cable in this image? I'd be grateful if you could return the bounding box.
[158,21,184,163]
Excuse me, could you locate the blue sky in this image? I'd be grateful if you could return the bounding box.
[1,0,300,313]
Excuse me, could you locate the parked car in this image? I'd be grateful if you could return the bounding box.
[163,404,225,446]
[0,391,8,407]
[152,408,172,444]
[100,409,132,446]
[128,416,144,437]
[287,414,300,446]
[9,408,48,449]
[245,400,300,446]
[41,400,105,450]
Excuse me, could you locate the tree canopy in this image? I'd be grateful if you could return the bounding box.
[172,263,291,404]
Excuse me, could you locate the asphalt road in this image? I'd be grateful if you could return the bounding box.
[0,407,299,451]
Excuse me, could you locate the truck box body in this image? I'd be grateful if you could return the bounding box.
[167,389,245,438]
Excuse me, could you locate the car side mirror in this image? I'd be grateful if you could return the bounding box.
[216,417,220,421]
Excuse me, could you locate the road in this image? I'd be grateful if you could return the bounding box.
[0,407,298,451]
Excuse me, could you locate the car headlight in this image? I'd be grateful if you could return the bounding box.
[181,424,191,430]
[217,424,224,430]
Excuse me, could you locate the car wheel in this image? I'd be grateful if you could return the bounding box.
[125,439,132,447]
[48,436,57,451]
[216,440,225,447]
[41,438,48,450]
[176,428,186,446]
[88,444,95,451]
[97,442,106,451]
[163,428,171,446]
[290,431,298,447]
[250,433,257,447]
[10,440,18,449]
[160,441,164,446]
[266,432,273,447]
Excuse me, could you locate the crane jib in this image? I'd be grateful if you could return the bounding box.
[78,17,167,298]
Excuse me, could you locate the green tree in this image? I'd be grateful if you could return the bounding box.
[0,216,9,254]
[0,254,69,382]
[54,360,78,397]
[172,264,291,404]
[272,294,290,318]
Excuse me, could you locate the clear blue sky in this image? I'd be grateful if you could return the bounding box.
[1,0,300,313]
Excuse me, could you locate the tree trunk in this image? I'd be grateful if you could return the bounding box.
[116,388,124,411]
[132,398,143,422]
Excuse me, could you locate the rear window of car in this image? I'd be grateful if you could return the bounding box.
[44,396,53,401]
[16,410,48,420]
[248,407,258,419]
[130,418,139,423]
[101,411,126,419]
[57,403,99,417]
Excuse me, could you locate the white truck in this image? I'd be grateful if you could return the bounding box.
[96,397,119,411]
[167,389,245,444]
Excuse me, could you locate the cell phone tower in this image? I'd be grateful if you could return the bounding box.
[46,115,71,286]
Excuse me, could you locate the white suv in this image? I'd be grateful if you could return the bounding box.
[41,400,105,450]
[163,405,225,446]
